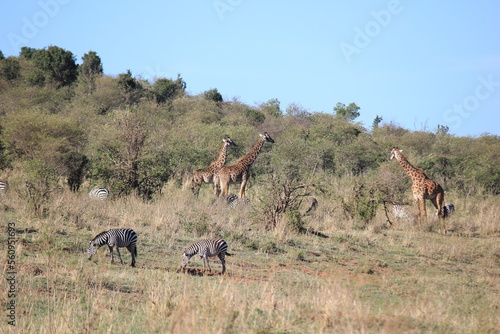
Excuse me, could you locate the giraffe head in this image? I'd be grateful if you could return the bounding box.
[223,137,236,147]
[389,148,403,161]
[260,132,275,144]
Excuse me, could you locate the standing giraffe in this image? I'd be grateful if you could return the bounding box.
[390,148,446,234]
[215,132,275,198]
[190,137,236,196]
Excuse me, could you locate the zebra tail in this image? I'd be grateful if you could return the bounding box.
[225,252,233,256]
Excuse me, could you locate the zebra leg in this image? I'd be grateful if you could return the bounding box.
[127,245,136,267]
[218,253,226,274]
[202,255,212,272]
[115,246,124,264]
[108,245,114,263]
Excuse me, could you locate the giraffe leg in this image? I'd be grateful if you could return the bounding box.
[433,193,446,235]
[219,175,228,197]
[239,178,247,199]
[421,198,428,229]
[413,196,422,230]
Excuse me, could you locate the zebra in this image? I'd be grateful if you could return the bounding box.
[391,204,418,225]
[88,228,137,267]
[213,194,249,209]
[179,238,231,274]
[392,204,411,220]
[0,179,8,196]
[89,187,110,200]
[437,203,455,217]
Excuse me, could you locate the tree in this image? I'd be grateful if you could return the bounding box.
[32,46,78,87]
[117,70,143,104]
[436,124,449,135]
[334,102,360,121]
[0,57,21,81]
[372,115,383,129]
[79,51,103,95]
[203,88,223,103]
[64,151,89,192]
[286,103,310,119]
[151,74,186,103]
[19,47,37,59]
[260,98,282,117]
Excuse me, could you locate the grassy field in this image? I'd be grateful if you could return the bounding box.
[1,183,499,334]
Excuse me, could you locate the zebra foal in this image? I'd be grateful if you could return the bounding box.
[88,228,138,267]
[89,187,110,200]
[179,238,231,274]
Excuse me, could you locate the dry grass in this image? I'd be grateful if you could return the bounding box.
[1,183,499,333]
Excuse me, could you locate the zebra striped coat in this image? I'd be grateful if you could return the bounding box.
[0,180,8,196]
[88,228,138,267]
[436,203,455,217]
[89,187,110,200]
[180,238,231,274]
[392,204,412,220]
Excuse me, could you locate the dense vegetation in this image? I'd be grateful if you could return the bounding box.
[0,47,499,332]
[2,47,499,211]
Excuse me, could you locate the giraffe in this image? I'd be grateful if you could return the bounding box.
[390,148,446,234]
[190,137,236,196]
[215,132,275,199]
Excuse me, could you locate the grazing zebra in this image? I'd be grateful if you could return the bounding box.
[437,203,455,217]
[392,204,412,220]
[180,238,231,274]
[89,187,110,200]
[88,228,137,267]
[0,179,8,195]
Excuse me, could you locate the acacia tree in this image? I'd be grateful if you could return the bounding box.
[203,88,223,103]
[117,70,143,105]
[79,51,103,95]
[32,46,78,87]
[334,102,360,121]
[1,110,86,215]
[0,56,21,81]
[90,108,170,198]
[151,74,186,103]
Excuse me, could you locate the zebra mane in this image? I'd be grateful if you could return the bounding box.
[91,230,109,245]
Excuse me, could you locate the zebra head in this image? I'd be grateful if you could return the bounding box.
[181,250,197,269]
[87,241,97,260]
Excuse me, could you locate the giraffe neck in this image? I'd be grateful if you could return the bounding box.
[395,151,423,182]
[237,137,266,168]
[210,142,230,169]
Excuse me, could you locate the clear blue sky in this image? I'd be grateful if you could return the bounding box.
[2,0,499,137]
